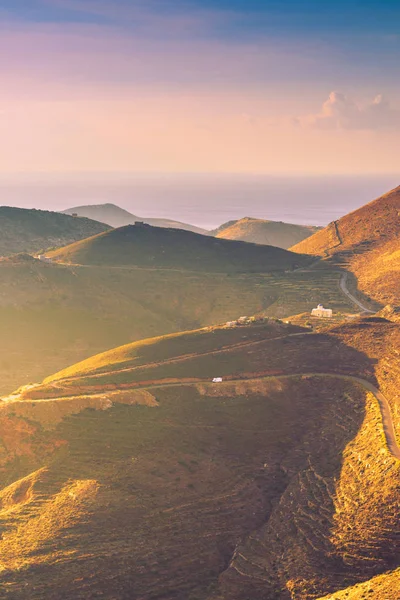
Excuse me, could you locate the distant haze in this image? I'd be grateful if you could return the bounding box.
[0,173,398,230]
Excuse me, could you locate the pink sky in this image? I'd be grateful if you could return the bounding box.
[1,16,399,175]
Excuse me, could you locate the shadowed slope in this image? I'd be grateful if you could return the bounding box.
[0,206,110,256]
[291,185,400,305]
[0,255,353,396]
[47,224,312,272]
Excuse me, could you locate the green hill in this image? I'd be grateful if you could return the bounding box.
[0,317,399,599]
[212,217,321,249]
[0,206,110,256]
[47,224,312,272]
[63,203,207,234]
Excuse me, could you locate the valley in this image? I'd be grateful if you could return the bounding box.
[0,187,398,600]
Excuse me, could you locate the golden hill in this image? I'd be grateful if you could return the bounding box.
[0,317,399,599]
[291,185,400,306]
[0,206,110,256]
[214,217,321,249]
[47,223,311,272]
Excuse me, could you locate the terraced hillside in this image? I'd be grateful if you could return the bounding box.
[1,316,398,599]
[0,254,353,396]
[47,224,312,272]
[0,206,110,256]
[212,217,321,249]
[63,203,207,234]
[291,185,400,306]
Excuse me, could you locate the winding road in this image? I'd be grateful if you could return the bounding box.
[35,253,398,460]
[137,373,400,460]
[339,272,375,314]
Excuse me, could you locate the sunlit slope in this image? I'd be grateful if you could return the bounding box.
[47,224,312,271]
[0,206,110,256]
[291,185,400,305]
[42,320,306,384]
[317,569,400,599]
[0,253,354,395]
[63,202,207,234]
[1,318,399,599]
[213,217,321,248]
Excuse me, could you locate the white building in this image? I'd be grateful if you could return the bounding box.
[311,304,333,318]
[226,321,237,328]
[212,377,223,383]
[38,255,52,263]
[237,316,248,324]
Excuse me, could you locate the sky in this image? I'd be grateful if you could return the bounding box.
[1,0,400,175]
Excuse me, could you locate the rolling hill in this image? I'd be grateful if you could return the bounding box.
[212,217,321,249]
[63,203,207,234]
[0,243,353,395]
[46,224,313,272]
[0,315,399,599]
[0,206,110,256]
[291,185,400,306]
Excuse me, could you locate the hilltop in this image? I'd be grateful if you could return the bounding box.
[0,206,110,256]
[63,203,207,234]
[47,224,312,272]
[0,316,399,599]
[212,217,321,249]
[291,185,400,306]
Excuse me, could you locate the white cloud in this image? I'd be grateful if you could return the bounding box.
[302,91,400,130]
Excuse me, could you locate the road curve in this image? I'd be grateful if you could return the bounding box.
[339,272,375,314]
[138,372,400,460]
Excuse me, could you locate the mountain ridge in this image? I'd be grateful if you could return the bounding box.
[63,202,208,234]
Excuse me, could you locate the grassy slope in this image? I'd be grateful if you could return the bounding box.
[214,217,321,249]
[291,185,400,306]
[0,319,399,599]
[46,224,312,272]
[0,206,110,256]
[0,255,353,395]
[63,203,208,234]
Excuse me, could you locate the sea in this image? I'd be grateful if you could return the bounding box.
[1,173,398,230]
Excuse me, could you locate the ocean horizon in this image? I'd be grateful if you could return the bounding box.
[0,173,398,230]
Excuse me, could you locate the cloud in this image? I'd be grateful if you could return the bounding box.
[302,91,400,130]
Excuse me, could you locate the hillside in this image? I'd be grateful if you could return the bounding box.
[291,185,400,306]
[63,203,207,234]
[46,224,313,272]
[0,255,353,395]
[318,569,400,600]
[212,217,321,249]
[0,317,399,599]
[0,206,110,256]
